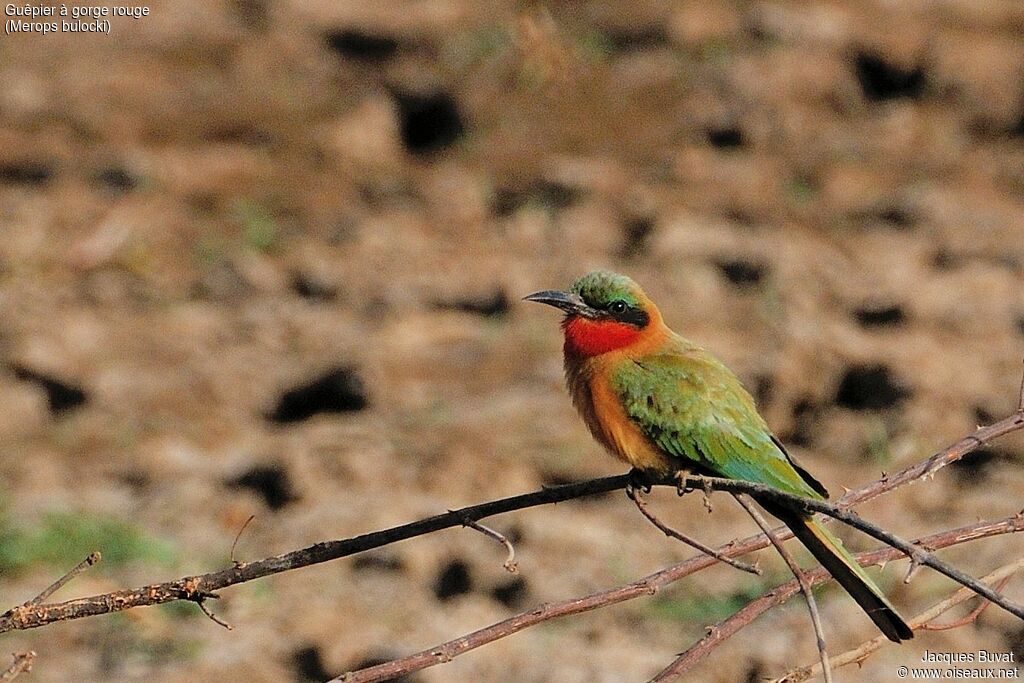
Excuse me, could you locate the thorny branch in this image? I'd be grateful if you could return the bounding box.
[339,383,1024,682]
[776,557,1024,683]
[1,371,1023,682]
[340,515,1024,683]
[651,520,1024,683]
[918,573,1013,632]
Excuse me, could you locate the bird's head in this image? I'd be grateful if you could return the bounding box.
[525,271,664,357]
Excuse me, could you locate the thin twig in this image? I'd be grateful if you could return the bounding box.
[335,515,1024,682]
[195,599,232,630]
[1018,357,1024,412]
[627,487,760,575]
[465,521,518,573]
[0,652,35,682]
[230,515,256,566]
[776,557,1024,682]
[731,495,832,683]
[30,552,101,605]
[919,573,1014,631]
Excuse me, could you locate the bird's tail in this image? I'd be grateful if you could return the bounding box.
[770,508,914,643]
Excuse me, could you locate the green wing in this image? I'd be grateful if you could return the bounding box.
[611,339,826,500]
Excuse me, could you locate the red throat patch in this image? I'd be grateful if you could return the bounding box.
[563,317,643,357]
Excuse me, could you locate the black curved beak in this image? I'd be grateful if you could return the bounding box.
[523,289,590,316]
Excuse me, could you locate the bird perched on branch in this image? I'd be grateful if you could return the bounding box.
[525,270,913,642]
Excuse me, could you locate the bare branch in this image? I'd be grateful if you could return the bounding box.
[627,487,760,575]
[336,515,1024,683]
[841,399,1024,504]
[732,494,832,683]
[0,475,631,634]
[777,557,1024,682]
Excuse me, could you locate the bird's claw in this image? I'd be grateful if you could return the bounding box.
[627,468,655,494]
[674,470,693,497]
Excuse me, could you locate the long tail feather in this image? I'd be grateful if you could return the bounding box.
[769,507,914,642]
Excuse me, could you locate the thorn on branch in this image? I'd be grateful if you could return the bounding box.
[904,547,932,584]
[465,521,518,573]
[904,558,923,584]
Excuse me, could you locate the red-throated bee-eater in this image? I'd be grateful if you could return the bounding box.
[525,270,912,642]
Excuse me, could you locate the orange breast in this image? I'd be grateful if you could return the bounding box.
[584,367,673,474]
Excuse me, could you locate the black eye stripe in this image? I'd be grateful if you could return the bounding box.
[576,294,648,328]
[602,301,648,328]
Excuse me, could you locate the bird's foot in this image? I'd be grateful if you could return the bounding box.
[675,472,714,512]
[627,468,656,495]
[674,470,694,496]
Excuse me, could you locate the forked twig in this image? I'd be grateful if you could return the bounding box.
[627,487,760,575]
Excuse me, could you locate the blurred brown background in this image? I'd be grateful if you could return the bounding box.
[2,1,1024,681]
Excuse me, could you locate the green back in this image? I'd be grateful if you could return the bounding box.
[610,335,826,499]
